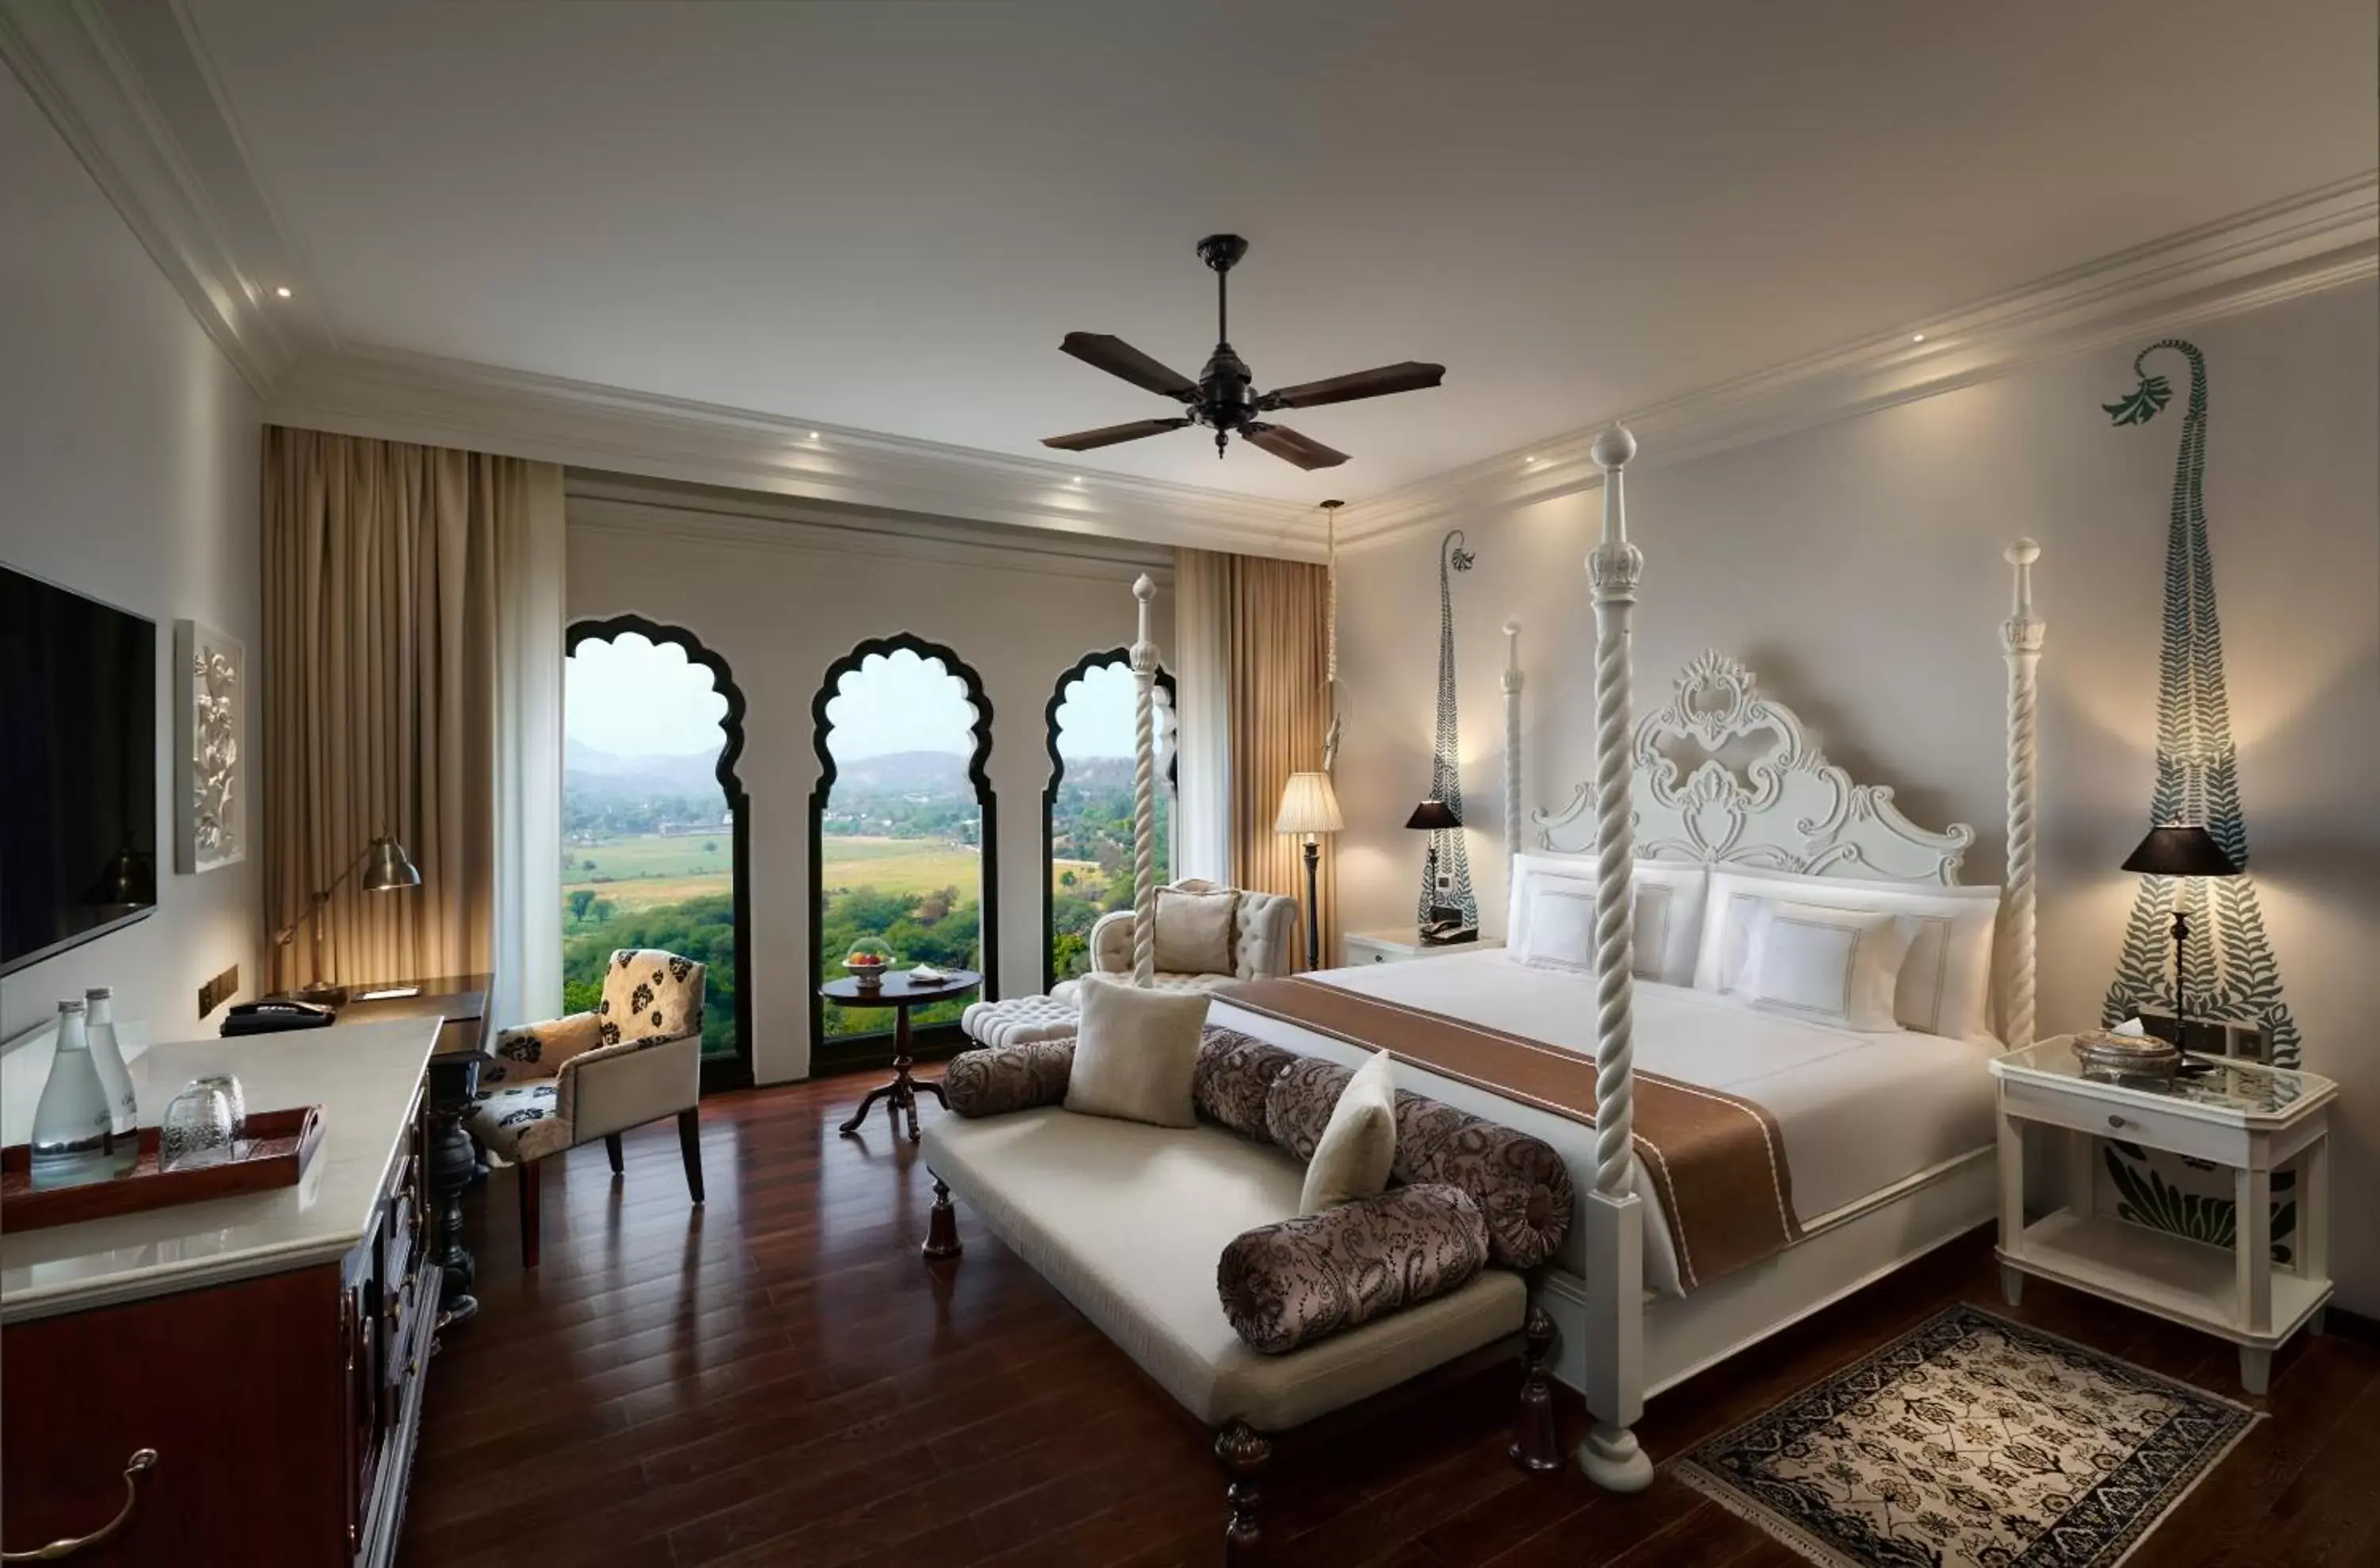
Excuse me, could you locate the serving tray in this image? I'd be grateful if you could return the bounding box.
[0,1105,325,1232]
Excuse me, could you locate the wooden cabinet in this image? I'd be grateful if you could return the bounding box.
[1,1092,437,1566]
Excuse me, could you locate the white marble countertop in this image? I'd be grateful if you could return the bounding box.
[1,1018,437,1324]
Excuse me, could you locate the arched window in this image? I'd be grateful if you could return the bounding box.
[809,635,997,1066]
[562,617,751,1092]
[1044,650,1175,991]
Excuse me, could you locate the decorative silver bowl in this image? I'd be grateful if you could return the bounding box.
[2070,1028,2181,1081]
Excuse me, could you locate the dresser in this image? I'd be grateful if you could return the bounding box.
[1,1020,441,1566]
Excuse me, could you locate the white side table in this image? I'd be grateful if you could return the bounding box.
[1990,1036,2336,1394]
[1341,929,1505,967]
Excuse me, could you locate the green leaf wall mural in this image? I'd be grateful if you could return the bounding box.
[1417,529,1479,932]
[2098,339,2301,1263]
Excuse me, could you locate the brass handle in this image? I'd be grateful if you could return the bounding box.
[385,1271,415,1331]
[405,1355,420,1380]
[2,1449,158,1562]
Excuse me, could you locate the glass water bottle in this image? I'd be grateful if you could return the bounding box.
[29,999,136,1188]
[84,986,140,1143]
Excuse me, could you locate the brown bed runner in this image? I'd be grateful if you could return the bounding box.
[1218,976,1802,1289]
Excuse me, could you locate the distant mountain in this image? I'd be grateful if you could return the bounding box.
[566,739,724,801]
[833,750,973,794]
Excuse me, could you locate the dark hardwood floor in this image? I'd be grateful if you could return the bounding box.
[403,1071,2379,1567]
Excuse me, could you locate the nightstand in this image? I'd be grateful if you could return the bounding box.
[1340,929,1505,966]
[1990,1036,2336,1394]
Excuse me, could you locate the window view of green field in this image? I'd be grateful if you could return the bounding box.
[1048,659,1172,983]
[818,648,988,1039]
[562,633,739,1065]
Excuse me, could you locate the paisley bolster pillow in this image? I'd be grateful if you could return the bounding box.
[1217,1183,1489,1355]
[1391,1097,1574,1271]
[1264,1055,1572,1270]
[942,1039,1076,1118]
[1193,1028,1300,1143]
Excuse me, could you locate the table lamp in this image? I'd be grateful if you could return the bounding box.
[1405,798,1472,944]
[2120,824,2240,1040]
[274,835,422,1005]
[1274,772,1344,970]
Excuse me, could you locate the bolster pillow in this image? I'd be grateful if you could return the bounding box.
[1216,1183,1489,1355]
[1264,1057,1572,1270]
[942,1039,1076,1118]
[1193,1028,1300,1143]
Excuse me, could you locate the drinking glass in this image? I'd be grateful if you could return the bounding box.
[159,1085,236,1173]
[190,1073,248,1143]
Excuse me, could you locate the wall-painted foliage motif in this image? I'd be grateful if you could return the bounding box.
[1417,529,1478,932]
[2097,339,2300,1263]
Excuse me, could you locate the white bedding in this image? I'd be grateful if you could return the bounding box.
[1206,948,1998,1294]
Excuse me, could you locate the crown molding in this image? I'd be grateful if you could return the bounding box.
[0,0,330,394]
[1334,172,2379,552]
[270,345,1326,559]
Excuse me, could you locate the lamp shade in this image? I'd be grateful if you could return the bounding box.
[1274,771,1345,836]
[1404,798,1461,832]
[2120,824,2240,878]
[363,836,423,892]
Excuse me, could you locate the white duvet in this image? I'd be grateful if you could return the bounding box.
[1205,948,1998,1294]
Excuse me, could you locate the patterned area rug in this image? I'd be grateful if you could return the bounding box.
[1676,1305,2259,1568]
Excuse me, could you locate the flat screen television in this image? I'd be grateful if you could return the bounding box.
[1,565,158,976]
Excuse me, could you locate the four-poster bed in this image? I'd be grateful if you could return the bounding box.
[1202,426,2045,1488]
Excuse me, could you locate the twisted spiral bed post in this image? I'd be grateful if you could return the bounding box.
[1502,619,1523,863]
[1576,424,1654,1494]
[2000,540,2044,1048]
[1131,573,1158,988]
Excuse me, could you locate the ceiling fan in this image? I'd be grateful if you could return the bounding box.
[1043,234,1445,471]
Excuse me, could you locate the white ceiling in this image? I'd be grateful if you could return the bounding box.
[181,0,2377,502]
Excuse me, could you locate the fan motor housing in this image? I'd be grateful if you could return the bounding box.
[1198,344,1257,430]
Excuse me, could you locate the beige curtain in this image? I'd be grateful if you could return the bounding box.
[1178,548,1338,966]
[262,428,560,993]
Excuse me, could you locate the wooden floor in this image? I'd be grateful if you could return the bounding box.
[403,1071,2379,1568]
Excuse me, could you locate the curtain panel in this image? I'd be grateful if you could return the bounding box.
[261,428,563,1017]
[1176,548,1338,967]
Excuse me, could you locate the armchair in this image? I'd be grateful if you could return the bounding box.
[466,948,708,1266]
[1076,878,1302,993]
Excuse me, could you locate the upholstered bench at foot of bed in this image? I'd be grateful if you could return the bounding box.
[958,993,1079,1048]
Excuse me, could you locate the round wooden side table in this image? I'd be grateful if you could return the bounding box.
[820,968,981,1142]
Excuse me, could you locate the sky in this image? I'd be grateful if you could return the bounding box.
[565,635,1169,761]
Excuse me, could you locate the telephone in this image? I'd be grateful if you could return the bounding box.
[220,997,337,1036]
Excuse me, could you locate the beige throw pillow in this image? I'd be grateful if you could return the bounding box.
[1299,1051,1398,1214]
[1154,886,1238,975]
[1063,976,1212,1128]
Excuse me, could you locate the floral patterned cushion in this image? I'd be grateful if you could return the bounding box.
[464,1082,573,1163]
[1264,1055,1572,1270]
[1391,1093,1574,1271]
[483,1011,603,1086]
[1216,1182,1488,1355]
[944,1039,1077,1118]
[1192,1028,1299,1144]
[599,948,706,1049]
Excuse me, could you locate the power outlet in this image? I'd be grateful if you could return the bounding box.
[198,963,241,1020]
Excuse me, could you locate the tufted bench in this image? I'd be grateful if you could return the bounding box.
[958,992,1079,1049]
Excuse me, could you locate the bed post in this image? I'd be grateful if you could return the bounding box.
[2000,540,2044,1048]
[1578,425,1653,1493]
[1131,572,1159,988]
[1502,618,1524,865]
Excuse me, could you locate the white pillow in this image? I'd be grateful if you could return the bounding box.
[1153,886,1236,975]
[1507,853,1706,984]
[1300,1051,1397,1213]
[1740,900,1917,1032]
[1693,866,2001,1039]
[1064,976,1211,1127]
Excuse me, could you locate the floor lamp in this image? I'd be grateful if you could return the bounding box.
[1274,772,1343,971]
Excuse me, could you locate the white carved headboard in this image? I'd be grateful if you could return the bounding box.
[1530,651,1976,886]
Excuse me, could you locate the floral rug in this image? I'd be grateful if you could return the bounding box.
[1675,1305,2259,1568]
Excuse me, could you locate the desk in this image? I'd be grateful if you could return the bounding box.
[307,976,493,1329]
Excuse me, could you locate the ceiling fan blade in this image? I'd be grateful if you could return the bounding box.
[1060,332,1200,402]
[1240,421,1349,471]
[1257,360,1445,411]
[1041,417,1194,452]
